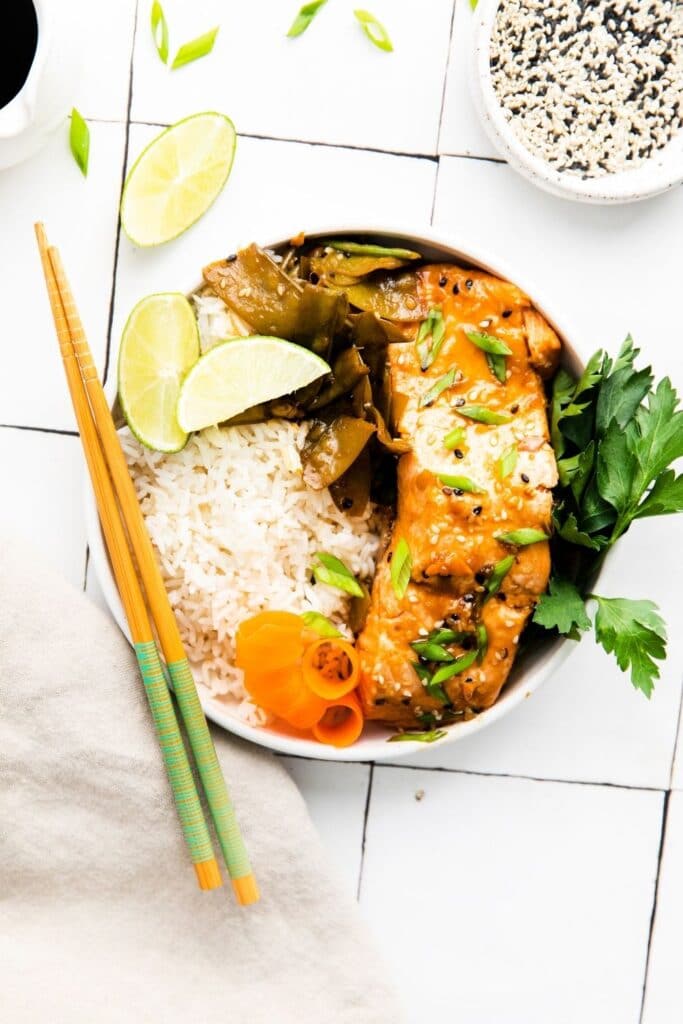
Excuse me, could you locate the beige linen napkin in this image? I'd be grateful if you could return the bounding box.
[0,536,400,1023]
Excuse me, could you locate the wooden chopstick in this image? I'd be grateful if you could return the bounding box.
[35,224,223,893]
[45,236,259,906]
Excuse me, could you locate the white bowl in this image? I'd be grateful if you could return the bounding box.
[470,0,683,204]
[86,223,585,762]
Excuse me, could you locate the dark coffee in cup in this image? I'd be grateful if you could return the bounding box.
[1,1,39,109]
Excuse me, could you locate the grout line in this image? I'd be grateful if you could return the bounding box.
[277,750,664,794]
[376,760,665,793]
[102,0,139,387]
[638,789,671,1024]
[0,422,78,438]
[128,119,440,163]
[429,157,443,226]
[82,544,90,593]
[666,680,683,787]
[356,764,375,902]
[440,151,507,165]
[434,0,458,156]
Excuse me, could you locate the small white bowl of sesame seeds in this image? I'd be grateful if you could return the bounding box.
[471,0,683,204]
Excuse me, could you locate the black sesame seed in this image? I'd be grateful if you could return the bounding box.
[401,697,411,706]
[472,505,483,516]
[501,309,512,318]
[465,677,473,683]
[341,497,354,509]
[442,486,453,496]
[452,283,460,295]
[463,593,475,604]
[454,488,464,496]
[309,272,319,284]
[387,551,393,562]
[375,698,386,706]
[496,592,507,602]
[226,253,237,262]
[521,473,530,483]
[475,571,487,584]
[455,398,465,407]
[439,275,448,287]
[465,279,473,290]
[510,404,519,413]
[454,448,464,459]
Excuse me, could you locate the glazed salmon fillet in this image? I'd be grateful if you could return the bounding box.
[358,263,560,727]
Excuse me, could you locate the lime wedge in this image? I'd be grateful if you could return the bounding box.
[120,112,236,247]
[118,293,200,452]
[176,337,330,432]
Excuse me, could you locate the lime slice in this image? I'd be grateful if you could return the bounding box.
[177,337,330,433]
[120,112,236,247]
[118,293,200,452]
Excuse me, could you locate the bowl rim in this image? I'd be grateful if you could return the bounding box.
[470,0,683,205]
[85,220,585,762]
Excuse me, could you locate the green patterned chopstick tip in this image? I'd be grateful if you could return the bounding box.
[168,658,253,881]
[134,642,215,865]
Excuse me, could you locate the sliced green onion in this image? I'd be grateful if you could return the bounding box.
[287,0,327,37]
[390,537,412,600]
[443,426,466,450]
[327,240,419,259]
[416,308,446,370]
[354,9,393,51]
[427,628,468,645]
[430,649,478,686]
[495,528,549,546]
[466,331,512,356]
[419,368,456,408]
[171,26,219,69]
[412,662,432,683]
[464,330,511,386]
[388,729,448,743]
[484,555,515,599]
[411,641,455,663]
[476,623,488,663]
[312,551,364,597]
[150,1,169,63]
[300,611,342,637]
[497,444,518,479]
[69,108,90,177]
[458,405,512,425]
[425,678,449,703]
[438,474,486,494]
[486,353,508,383]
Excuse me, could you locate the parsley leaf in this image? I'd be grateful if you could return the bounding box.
[635,470,683,519]
[533,578,592,637]
[592,596,667,698]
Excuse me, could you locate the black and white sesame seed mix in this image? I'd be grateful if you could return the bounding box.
[490,0,683,178]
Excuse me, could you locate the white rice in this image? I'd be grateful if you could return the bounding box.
[193,292,252,351]
[124,422,381,725]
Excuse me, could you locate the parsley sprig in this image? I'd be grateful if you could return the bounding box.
[533,337,683,696]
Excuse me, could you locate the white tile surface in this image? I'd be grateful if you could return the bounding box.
[362,767,663,1024]
[129,0,454,154]
[642,793,683,1024]
[281,758,370,898]
[0,429,87,589]
[108,129,436,381]
[76,0,137,121]
[386,518,683,788]
[439,0,499,158]
[433,157,683,387]
[0,122,126,431]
